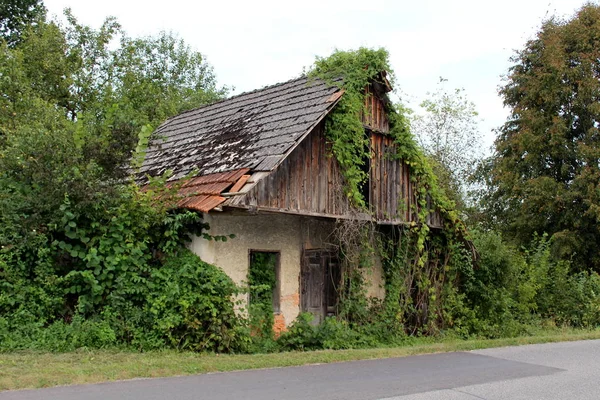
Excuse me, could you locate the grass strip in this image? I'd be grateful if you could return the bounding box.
[1,329,600,391]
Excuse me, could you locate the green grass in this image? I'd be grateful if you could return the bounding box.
[2,329,600,391]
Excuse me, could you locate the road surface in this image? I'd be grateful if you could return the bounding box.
[2,339,599,399]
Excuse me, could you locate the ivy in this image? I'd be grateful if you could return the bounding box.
[308,48,471,333]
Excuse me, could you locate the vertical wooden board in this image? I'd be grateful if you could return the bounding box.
[391,143,397,219]
[330,154,336,215]
[380,141,389,219]
[376,135,385,219]
[370,135,374,213]
[404,165,409,221]
[260,176,268,206]
[301,250,325,324]
[248,184,257,205]
[391,146,398,218]
[278,161,287,208]
[375,100,380,131]
[383,141,389,219]
[293,141,302,210]
[300,134,309,210]
[370,135,376,214]
[374,135,381,219]
[333,160,341,215]
[372,95,377,130]
[311,128,319,213]
[306,133,313,210]
[318,134,327,214]
[268,174,276,207]
[326,144,333,215]
[382,138,387,218]
[285,158,293,210]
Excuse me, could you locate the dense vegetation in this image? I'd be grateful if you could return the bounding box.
[0,5,244,352]
[1,2,600,353]
[480,4,600,272]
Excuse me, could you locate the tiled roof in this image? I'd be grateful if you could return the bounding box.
[136,76,343,183]
[176,168,249,212]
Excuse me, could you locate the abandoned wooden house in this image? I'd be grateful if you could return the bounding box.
[137,74,442,330]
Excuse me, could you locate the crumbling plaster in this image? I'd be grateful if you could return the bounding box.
[189,211,385,327]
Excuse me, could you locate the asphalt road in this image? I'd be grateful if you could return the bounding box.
[2,340,599,400]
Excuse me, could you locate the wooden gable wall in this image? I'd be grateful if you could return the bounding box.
[226,122,352,218]
[226,97,443,228]
[362,84,389,133]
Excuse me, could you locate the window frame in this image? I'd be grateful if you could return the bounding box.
[248,250,281,313]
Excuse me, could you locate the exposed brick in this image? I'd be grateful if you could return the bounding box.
[273,313,286,337]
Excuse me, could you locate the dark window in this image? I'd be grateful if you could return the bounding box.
[249,251,281,313]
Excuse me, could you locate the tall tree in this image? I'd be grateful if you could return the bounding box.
[486,4,600,270]
[0,0,45,47]
[411,80,483,211]
[0,9,226,326]
[1,10,227,178]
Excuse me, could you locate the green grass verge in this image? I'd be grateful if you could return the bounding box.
[2,329,600,391]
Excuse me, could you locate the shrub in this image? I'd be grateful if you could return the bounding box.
[147,249,249,353]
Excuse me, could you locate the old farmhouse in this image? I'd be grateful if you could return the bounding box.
[137,74,442,330]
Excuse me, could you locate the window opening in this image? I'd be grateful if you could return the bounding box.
[249,251,281,313]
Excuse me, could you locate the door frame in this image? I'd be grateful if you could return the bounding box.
[300,248,340,323]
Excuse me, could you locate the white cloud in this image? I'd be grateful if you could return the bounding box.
[43,0,589,151]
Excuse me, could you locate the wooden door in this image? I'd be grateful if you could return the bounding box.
[301,249,339,324]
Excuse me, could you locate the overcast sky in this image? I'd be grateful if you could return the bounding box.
[44,0,589,151]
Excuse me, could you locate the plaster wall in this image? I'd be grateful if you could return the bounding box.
[189,211,385,327]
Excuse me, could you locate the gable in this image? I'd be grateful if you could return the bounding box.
[224,123,443,228]
[223,121,352,218]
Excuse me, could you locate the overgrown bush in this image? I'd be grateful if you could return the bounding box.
[452,230,600,338]
[277,313,375,351]
[147,249,248,353]
[0,314,117,352]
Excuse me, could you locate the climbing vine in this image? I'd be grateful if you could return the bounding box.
[308,48,472,333]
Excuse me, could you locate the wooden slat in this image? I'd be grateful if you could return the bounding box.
[318,132,327,213]
[373,135,380,219]
[229,174,250,193]
[311,128,319,214]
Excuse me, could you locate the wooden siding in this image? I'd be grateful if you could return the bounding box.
[227,122,352,217]
[370,133,443,227]
[362,85,389,133]
[228,123,443,228]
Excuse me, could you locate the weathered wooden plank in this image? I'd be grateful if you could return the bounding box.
[404,164,410,221]
[293,139,301,210]
[224,110,428,227]
[379,136,385,220]
[318,132,327,214]
[301,132,309,211]
[391,144,397,218]
[279,160,286,208]
[374,135,381,219]
[311,127,319,213]
[284,157,291,210]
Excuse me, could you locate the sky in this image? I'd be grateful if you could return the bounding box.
[44,0,590,151]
